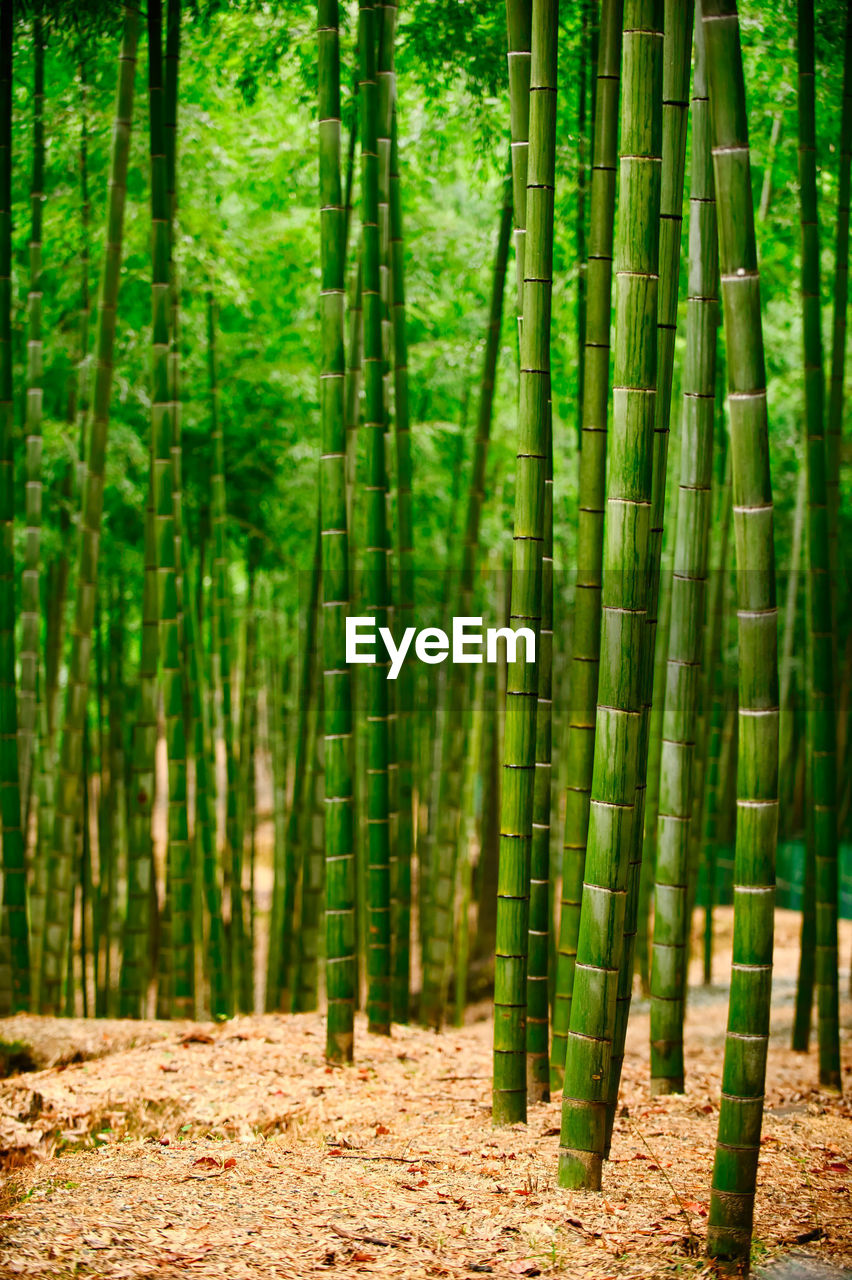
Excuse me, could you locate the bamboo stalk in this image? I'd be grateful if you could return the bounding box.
[558,0,663,1189]
[493,0,557,1127]
[703,0,780,1258]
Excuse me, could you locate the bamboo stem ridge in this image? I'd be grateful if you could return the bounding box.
[703,0,780,1260]
[319,0,357,1062]
[40,2,140,1014]
[492,0,557,1128]
[558,0,663,1190]
[551,0,623,1093]
[359,0,392,1036]
[649,0,718,1096]
[797,0,840,1090]
[20,10,45,825]
[0,0,28,1011]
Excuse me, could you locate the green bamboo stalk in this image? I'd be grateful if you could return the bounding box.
[40,2,140,1015]
[635,516,674,995]
[296,678,324,1013]
[319,0,357,1056]
[551,0,622,1093]
[236,563,258,1013]
[389,110,414,1025]
[604,0,692,1150]
[797,0,840,1091]
[265,631,287,1012]
[827,4,852,576]
[780,470,806,806]
[574,2,588,448]
[420,175,512,1031]
[453,662,485,1026]
[649,0,718,1094]
[102,579,127,1017]
[757,112,782,225]
[558,0,662,1188]
[493,0,557,1127]
[207,292,245,1012]
[119,484,158,1018]
[700,439,731,985]
[147,0,192,1020]
[527,389,552,1104]
[274,527,321,1015]
[359,0,392,1036]
[703,0,780,1259]
[506,0,531,312]
[19,9,45,826]
[0,0,27,1012]
[183,541,228,1018]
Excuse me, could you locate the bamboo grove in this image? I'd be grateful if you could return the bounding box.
[0,0,848,1268]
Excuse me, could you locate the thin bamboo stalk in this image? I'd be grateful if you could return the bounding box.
[703,0,780,1258]
[551,0,622,1091]
[797,0,840,1090]
[649,0,718,1094]
[493,0,557,1127]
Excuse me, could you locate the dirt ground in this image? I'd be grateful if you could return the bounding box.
[0,908,849,1280]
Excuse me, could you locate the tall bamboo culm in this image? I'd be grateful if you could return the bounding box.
[40,3,140,1014]
[319,0,357,1061]
[649,0,718,1095]
[419,174,512,1032]
[359,0,392,1036]
[389,109,414,1025]
[492,0,557,1127]
[797,0,840,1091]
[147,0,193,1020]
[827,2,852,569]
[558,0,662,1190]
[19,9,45,827]
[703,0,780,1260]
[550,0,622,1093]
[0,0,28,1012]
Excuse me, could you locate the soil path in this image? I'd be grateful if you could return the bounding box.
[0,909,849,1280]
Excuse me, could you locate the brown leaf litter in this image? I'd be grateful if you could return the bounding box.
[0,908,847,1279]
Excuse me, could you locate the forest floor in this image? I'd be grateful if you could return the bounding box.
[0,909,849,1280]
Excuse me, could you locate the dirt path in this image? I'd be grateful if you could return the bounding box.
[0,910,849,1279]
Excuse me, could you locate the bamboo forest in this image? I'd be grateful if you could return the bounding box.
[0,0,849,1275]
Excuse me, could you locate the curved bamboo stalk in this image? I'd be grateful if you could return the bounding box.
[558,0,663,1189]
[649,0,718,1095]
[703,0,780,1259]
[420,175,512,1031]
